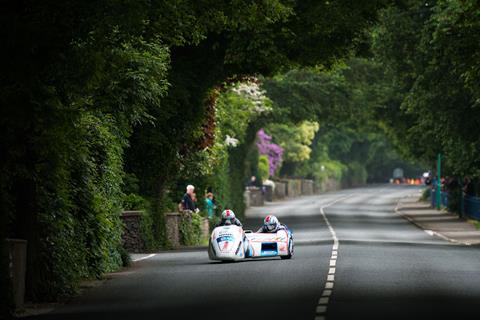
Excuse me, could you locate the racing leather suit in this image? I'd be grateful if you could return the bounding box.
[217,218,243,228]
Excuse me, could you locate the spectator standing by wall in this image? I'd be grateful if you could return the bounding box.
[181,185,197,212]
[205,192,216,219]
[247,176,257,188]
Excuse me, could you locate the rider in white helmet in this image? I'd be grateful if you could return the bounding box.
[257,214,285,233]
[218,209,243,227]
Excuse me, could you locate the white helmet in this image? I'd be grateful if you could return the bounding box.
[222,209,235,221]
[264,215,279,232]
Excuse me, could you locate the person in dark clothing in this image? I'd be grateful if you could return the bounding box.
[181,184,197,212]
[247,176,257,188]
[217,209,242,227]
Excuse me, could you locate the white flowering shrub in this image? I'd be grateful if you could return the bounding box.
[231,81,272,114]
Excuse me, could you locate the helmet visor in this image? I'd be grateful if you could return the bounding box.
[266,223,276,231]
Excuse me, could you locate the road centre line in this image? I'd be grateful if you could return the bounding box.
[319,297,329,304]
[316,306,327,313]
[315,195,351,319]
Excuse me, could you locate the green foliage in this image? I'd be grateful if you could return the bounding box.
[372,0,480,176]
[296,141,346,184]
[267,121,319,163]
[262,69,352,124]
[1,0,384,305]
[343,162,368,187]
[124,0,384,225]
[120,174,157,250]
[263,62,422,184]
[117,245,131,268]
[139,211,155,251]
[25,112,126,300]
[122,194,148,211]
[189,83,271,218]
[179,212,203,246]
[217,83,272,142]
[258,155,270,182]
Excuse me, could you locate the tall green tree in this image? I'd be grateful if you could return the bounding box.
[262,59,422,184]
[372,0,480,176]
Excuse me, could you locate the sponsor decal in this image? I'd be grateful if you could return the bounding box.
[217,236,234,243]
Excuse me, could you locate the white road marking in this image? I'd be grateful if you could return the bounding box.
[132,254,156,262]
[322,289,332,296]
[318,297,329,305]
[314,195,351,320]
[316,305,327,314]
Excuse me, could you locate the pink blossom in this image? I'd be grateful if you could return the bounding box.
[256,129,283,176]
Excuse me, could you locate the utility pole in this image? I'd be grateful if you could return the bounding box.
[436,153,441,210]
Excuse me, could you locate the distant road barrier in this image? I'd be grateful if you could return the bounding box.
[430,189,480,219]
[465,196,480,219]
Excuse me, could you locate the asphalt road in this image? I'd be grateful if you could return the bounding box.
[30,185,480,320]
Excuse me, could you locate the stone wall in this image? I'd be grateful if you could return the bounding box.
[314,178,339,193]
[244,190,251,209]
[301,179,314,196]
[165,212,181,248]
[274,181,287,199]
[248,187,264,206]
[286,179,302,197]
[201,218,210,240]
[120,211,144,253]
[263,185,273,202]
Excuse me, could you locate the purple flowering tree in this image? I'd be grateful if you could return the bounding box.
[256,129,284,177]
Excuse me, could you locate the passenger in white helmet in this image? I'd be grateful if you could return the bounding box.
[257,214,285,233]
